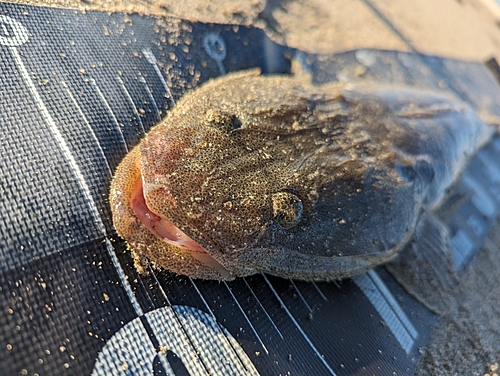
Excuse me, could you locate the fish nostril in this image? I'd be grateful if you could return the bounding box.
[272,191,304,229]
[227,115,242,132]
[203,109,242,132]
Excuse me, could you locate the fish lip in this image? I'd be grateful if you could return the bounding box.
[129,173,232,278]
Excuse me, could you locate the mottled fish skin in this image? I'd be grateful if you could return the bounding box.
[109,70,495,281]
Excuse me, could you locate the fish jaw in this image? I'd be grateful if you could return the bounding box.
[109,146,234,280]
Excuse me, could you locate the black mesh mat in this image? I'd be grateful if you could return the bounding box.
[1,3,500,375]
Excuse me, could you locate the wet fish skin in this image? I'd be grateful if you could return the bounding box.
[109,70,494,280]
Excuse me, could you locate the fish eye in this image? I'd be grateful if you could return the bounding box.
[272,191,303,229]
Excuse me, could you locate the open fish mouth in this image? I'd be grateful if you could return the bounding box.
[124,154,232,279]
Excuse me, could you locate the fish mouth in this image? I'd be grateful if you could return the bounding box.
[129,175,231,278]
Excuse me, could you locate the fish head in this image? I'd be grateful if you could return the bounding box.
[120,72,423,280]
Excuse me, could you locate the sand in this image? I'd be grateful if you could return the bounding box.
[9,0,500,60]
[388,212,500,375]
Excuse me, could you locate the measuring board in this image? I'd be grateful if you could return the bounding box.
[1,3,500,375]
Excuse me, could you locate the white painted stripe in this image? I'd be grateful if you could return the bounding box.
[116,75,146,134]
[105,239,144,316]
[142,49,175,107]
[61,81,112,177]
[331,280,342,290]
[224,282,269,355]
[311,282,329,302]
[463,173,497,218]
[89,78,128,152]
[262,274,337,376]
[367,270,418,340]
[0,15,29,46]
[189,278,218,321]
[451,229,475,269]
[147,264,172,306]
[353,271,417,354]
[289,279,313,313]
[242,278,284,340]
[139,75,161,121]
[189,278,254,372]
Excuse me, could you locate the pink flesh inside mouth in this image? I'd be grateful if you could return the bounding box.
[129,177,231,278]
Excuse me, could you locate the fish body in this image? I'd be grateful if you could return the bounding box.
[109,70,494,280]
